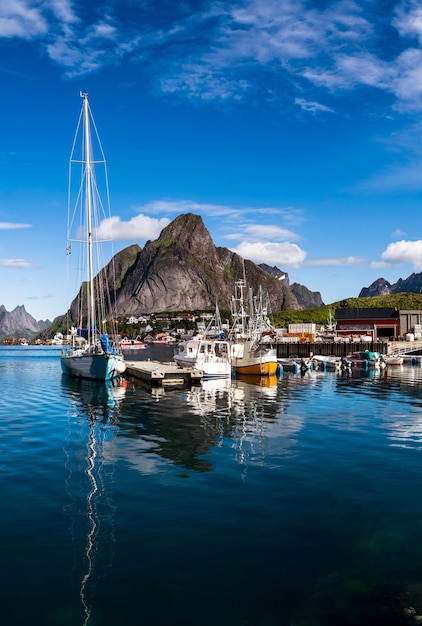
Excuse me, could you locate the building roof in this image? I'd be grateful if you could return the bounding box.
[335,307,398,320]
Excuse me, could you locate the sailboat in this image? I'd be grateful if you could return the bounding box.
[229,279,278,376]
[61,92,126,381]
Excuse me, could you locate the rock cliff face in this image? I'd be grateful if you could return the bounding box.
[290,283,324,308]
[112,213,301,314]
[259,264,324,308]
[68,243,141,322]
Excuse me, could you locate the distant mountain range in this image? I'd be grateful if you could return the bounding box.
[0,305,51,339]
[359,274,422,298]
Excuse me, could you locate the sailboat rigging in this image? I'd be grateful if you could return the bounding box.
[61,92,125,381]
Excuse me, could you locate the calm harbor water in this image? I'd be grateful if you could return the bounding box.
[3,346,422,625]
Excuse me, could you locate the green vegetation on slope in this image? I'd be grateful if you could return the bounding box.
[272,293,422,327]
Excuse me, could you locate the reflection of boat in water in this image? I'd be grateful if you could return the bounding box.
[185,377,232,416]
[383,355,404,366]
[235,373,278,389]
[62,376,126,625]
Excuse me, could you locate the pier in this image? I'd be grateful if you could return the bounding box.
[125,359,203,386]
[276,339,422,359]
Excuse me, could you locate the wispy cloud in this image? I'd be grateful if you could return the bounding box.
[134,200,238,217]
[0,258,34,268]
[4,0,422,112]
[0,222,32,229]
[0,1,47,38]
[306,256,366,267]
[225,224,300,243]
[295,98,335,114]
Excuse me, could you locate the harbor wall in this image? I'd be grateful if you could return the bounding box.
[276,341,388,358]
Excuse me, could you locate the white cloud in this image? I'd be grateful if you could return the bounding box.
[95,213,170,242]
[306,256,366,267]
[295,98,335,113]
[0,1,47,38]
[230,240,306,267]
[0,258,34,268]
[226,223,299,241]
[392,228,407,238]
[380,239,422,269]
[137,199,236,217]
[0,222,32,229]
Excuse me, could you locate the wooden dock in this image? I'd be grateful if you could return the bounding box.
[124,359,203,386]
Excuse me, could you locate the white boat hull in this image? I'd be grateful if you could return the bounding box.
[61,350,126,381]
[174,338,232,378]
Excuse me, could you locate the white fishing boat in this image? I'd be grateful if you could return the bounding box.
[61,92,126,381]
[229,279,278,376]
[174,306,231,378]
[174,336,231,379]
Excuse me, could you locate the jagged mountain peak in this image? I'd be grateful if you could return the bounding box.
[158,213,211,244]
[105,213,301,316]
[359,278,392,298]
[0,304,50,338]
[259,263,289,285]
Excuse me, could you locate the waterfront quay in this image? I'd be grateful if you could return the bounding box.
[275,339,422,359]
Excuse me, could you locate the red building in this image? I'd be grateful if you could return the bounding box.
[335,308,400,341]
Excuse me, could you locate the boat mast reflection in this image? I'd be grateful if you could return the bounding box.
[62,376,126,625]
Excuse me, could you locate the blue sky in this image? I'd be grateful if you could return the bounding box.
[2,0,422,320]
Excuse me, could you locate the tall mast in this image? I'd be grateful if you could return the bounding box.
[81,91,95,343]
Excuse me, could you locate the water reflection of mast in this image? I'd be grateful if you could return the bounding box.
[80,413,99,626]
[62,377,125,626]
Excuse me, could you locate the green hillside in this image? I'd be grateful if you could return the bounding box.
[272,293,422,327]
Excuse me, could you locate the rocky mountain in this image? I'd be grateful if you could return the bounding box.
[113,214,301,314]
[259,263,324,308]
[290,283,324,308]
[0,305,51,338]
[359,274,422,298]
[259,264,290,284]
[65,213,301,323]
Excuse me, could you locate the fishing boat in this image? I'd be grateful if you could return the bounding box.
[119,337,146,349]
[229,279,278,376]
[174,306,232,378]
[61,92,126,381]
[174,336,232,378]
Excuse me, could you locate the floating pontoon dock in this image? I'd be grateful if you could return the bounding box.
[124,359,203,386]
